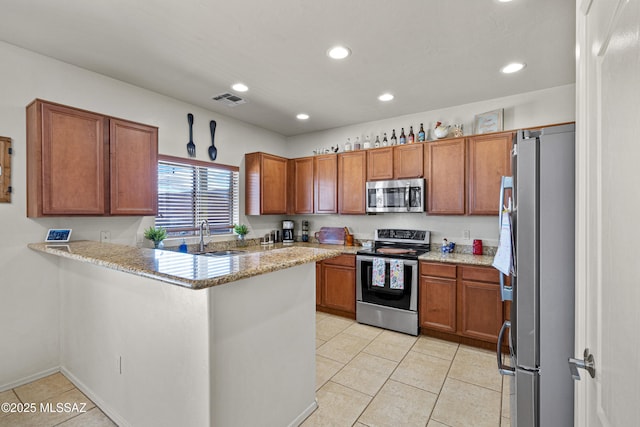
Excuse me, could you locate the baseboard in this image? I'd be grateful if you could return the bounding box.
[0,366,60,392]
[60,367,130,427]
[289,398,319,427]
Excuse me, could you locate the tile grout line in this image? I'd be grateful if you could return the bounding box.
[426,344,460,426]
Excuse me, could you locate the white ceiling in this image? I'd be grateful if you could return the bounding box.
[0,0,575,137]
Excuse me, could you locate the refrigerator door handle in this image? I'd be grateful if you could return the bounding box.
[500,273,513,302]
[498,176,513,226]
[498,176,514,301]
[497,321,515,376]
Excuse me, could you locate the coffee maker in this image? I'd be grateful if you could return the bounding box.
[282,220,295,243]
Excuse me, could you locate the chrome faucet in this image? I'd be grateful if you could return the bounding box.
[199,219,210,252]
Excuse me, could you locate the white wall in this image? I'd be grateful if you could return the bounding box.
[0,41,287,390]
[285,84,576,245]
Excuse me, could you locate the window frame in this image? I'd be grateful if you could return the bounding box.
[156,154,240,237]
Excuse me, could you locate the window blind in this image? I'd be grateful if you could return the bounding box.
[156,157,239,236]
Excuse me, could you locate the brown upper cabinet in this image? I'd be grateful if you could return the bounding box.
[424,131,513,215]
[109,119,159,215]
[314,154,338,214]
[467,132,513,215]
[26,99,158,217]
[394,144,424,179]
[366,144,424,181]
[338,150,367,214]
[245,152,288,215]
[289,157,314,214]
[367,147,393,181]
[425,138,466,215]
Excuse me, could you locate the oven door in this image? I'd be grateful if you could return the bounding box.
[356,255,418,311]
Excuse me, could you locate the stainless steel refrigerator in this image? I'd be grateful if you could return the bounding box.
[496,123,575,427]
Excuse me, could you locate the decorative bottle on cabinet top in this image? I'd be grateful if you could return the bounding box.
[418,123,426,142]
[408,126,415,143]
[399,128,406,145]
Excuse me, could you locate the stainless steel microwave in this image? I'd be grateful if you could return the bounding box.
[365,179,426,213]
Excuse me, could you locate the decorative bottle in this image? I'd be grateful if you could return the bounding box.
[390,129,397,145]
[399,128,406,145]
[408,126,415,144]
[418,123,426,142]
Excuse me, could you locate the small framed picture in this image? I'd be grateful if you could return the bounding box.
[474,109,504,134]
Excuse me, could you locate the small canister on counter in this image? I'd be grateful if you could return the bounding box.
[473,239,483,255]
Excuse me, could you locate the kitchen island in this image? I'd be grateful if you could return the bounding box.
[29,241,346,427]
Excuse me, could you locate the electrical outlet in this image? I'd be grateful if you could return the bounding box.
[463,229,471,239]
[100,230,111,243]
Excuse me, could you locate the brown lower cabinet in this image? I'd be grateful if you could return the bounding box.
[316,254,356,319]
[420,261,506,350]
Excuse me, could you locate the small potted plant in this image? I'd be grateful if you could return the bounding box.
[233,224,249,246]
[144,226,168,249]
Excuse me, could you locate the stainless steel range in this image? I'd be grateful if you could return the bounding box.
[356,229,430,336]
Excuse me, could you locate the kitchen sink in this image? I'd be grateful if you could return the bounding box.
[200,250,247,256]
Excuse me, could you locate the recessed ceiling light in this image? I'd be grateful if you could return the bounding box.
[501,62,526,74]
[296,113,310,120]
[498,0,513,2]
[327,46,351,60]
[231,83,249,92]
[378,93,394,102]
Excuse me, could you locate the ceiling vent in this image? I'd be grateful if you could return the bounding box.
[212,92,247,107]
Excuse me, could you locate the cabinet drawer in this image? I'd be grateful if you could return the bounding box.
[420,262,457,279]
[460,266,500,283]
[324,254,355,268]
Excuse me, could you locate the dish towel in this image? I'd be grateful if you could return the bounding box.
[372,258,386,287]
[390,259,404,290]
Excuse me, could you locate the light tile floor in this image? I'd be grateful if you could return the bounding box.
[306,312,511,427]
[1,312,510,427]
[0,372,116,427]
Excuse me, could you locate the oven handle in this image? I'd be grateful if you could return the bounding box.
[356,255,418,266]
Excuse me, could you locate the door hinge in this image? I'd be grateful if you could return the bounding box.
[7,186,12,194]
[7,147,12,155]
[568,348,596,380]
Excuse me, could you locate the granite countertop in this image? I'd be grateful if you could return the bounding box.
[28,241,352,290]
[418,251,495,267]
[28,240,496,290]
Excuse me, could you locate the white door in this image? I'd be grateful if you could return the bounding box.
[575,0,640,425]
